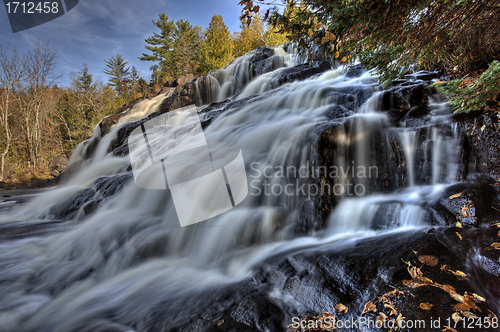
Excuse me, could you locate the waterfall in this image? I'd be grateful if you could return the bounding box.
[0,45,479,332]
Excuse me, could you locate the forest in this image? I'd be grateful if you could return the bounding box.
[0,13,287,185]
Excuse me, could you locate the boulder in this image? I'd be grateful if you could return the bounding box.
[48,154,68,173]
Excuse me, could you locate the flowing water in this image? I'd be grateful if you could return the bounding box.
[0,46,496,331]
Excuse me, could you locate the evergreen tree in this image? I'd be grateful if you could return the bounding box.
[103,54,130,95]
[77,63,93,92]
[200,15,234,73]
[140,14,201,80]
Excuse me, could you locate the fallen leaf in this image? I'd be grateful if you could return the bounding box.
[462,311,479,319]
[449,292,465,303]
[420,302,434,310]
[472,293,486,302]
[361,301,377,315]
[491,242,500,249]
[413,250,418,255]
[461,206,470,217]
[402,279,426,288]
[384,303,398,316]
[481,125,486,131]
[439,284,457,294]
[335,303,348,314]
[419,255,439,266]
[452,312,461,323]
[442,327,457,332]
[441,265,452,272]
[396,313,404,326]
[452,270,468,279]
[408,266,423,279]
[456,222,463,228]
[456,232,463,240]
[217,319,224,326]
[376,312,388,324]
[449,193,462,199]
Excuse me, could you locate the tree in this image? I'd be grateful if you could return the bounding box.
[103,54,130,95]
[233,15,265,58]
[16,39,60,169]
[200,15,234,73]
[140,14,202,80]
[172,20,202,77]
[0,45,25,181]
[76,63,93,92]
[265,25,288,47]
[140,14,176,81]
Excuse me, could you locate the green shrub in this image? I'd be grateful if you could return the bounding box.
[432,60,500,113]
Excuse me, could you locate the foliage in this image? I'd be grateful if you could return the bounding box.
[200,15,234,72]
[139,14,202,80]
[233,15,265,58]
[103,54,130,95]
[239,0,500,112]
[432,61,500,113]
[264,24,289,47]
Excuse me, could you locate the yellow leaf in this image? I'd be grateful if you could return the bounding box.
[313,16,318,25]
[452,270,468,279]
[452,312,461,323]
[331,45,335,52]
[455,222,463,228]
[491,242,500,249]
[420,303,434,310]
[481,125,486,131]
[335,303,348,314]
[449,193,462,199]
[340,56,347,63]
[334,51,340,59]
[308,29,314,37]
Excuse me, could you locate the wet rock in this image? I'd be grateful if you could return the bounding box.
[432,182,499,226]
[46,174,132,220]
[49,154,68,173]
[252,55,286,76]
[455,111,500,180]
[269,61,331,89]
[381,82,429,123]
[345,63,366,78]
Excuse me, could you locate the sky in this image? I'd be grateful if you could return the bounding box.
[0,0,244,86]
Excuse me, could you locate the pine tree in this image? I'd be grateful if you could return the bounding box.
[140,14,201,80]
[200,15,234,73]
[76,63,93,92]
[103,54,130,95]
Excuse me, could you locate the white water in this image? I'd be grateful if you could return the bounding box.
[0,46,465,331]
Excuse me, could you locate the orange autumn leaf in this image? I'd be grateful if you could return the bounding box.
[335,303,348,314]
[361,301,377,315]
[418,255,439,266]
[420,302,434,310]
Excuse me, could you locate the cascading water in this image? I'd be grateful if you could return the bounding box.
[0,46,498,332]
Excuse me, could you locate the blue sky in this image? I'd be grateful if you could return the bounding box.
[0,0,244,86]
